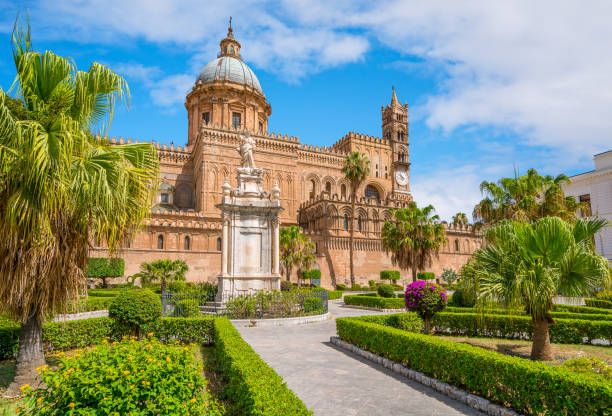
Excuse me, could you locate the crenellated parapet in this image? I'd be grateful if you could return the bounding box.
[147,210,222,231]
[331,131,389,152]
[103,136,191,163]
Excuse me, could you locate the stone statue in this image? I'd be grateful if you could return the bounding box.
[236,135,256,170]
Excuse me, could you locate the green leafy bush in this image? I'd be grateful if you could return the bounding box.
[327,290,342,300]
[431,312,612,344]
[416,272,435,280]
[562,357,611,381]
[87,289,126,297]
[405,281,448,332]
[168,281,189,293]
[301,269,321,280]
[445,306,612,321]
[224,290,324,319]
[343,295,404,309]
[213,318,312,415]
[553,304,612,315]
[595,290,612,301]
[350,283,361,291]
[86,257,125,278]
[0,324,19,359]
[65,296,113,313]
[380,270,400,281]
[336,317,611,416]
[368,280,377,290]
[450,288,475,307]
[377,284,395,298]
[335,283,347,291]
[23,336,222,415]
[173,299,201,317]
[392,283,403,291]
[109,289,162,335]
[303,297,324,314]
[585,298,612,309]
[441,268,458,284]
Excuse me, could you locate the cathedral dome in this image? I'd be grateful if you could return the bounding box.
[197,56,262,93]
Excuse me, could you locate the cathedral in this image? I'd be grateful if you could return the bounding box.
[91,26,480,287]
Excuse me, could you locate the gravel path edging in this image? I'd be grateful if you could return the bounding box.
[330,336,522,416]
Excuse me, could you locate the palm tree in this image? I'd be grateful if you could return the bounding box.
[280,226,316,287]
[381,202,447,282]
[0,20,159,392]
[464,217,610,360]
[473,168,585,228]
[134,259,188,292]
[341,152,370,285]
[452,212,468,226]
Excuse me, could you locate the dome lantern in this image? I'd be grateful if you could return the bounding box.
[219,18,241,59]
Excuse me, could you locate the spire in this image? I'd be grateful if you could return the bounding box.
[219,18,241,58]
[391,85,398,105]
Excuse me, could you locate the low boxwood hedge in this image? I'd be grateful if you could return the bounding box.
[432,312,611,344]
[343,294,405,309]
[87,289,125,298]
[585,298,612,309]
[213,318,312,415]
[553,304,612,315]
[445,306,612,322]
[327,290,342,300]
[335,317,611,415]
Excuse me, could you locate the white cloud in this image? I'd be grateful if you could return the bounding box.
[149,74,193,108]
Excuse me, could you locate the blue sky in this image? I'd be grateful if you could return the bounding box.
[1,0,611,221]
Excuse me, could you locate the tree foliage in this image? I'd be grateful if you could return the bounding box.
[279,225,316,287]
[462,216,611,360]
[451,212,468,226]
[133,259,188,292]
[381,203,447,282]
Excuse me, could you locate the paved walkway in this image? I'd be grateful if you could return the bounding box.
[237,301,485,416]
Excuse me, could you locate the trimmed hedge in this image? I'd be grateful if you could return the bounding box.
[302,269,321,280]
[86,257,124,278]
[327,290,342,300]
[377,284,395,298]
[336,317,611,416]
[416,272,435,280]
[87,289,125,298]
[380,270,400,281]
[344,295,405,309]
[213,318,312,415]
[585,298,612,309]
[432,312,611,344]
[553,304,612,315]
[66,296,114,313]
[445,306,612,321]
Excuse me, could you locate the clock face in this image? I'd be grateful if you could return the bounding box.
[395,169,408,186]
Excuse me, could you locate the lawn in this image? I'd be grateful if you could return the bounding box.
[435,334,612,363]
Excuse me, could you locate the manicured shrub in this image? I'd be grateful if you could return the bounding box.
[109,289,162,336]
[149,318,215,345]
[595,290,612,301]
[553,304,612,315]
[301,269,321,281]
[368,280,377,290]
[172,299,201,317]
[303,297,324,314]
[585,298,612,309]
[377,284,395,298]
[86,257,125,287]
[445,306,612,321]
[404,281,448,332]
[23,336,222,415]
[336,317,611,416]
[327,290,342,300]
[380,270,400,281]
[416,272,435,280]
[350,283,361,291]
[142,282,162,293]
[562,357,611,380]
[392,283,403,291]
[87,289,126,297]
[450,288,475,307]
[65,296,113,313]
[335,283,347,291]
[168,281,189,293]
[343,295,404,309]
[213,318,312,415]
[430,312,612,344]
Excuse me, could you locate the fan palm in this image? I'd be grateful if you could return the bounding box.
[0,20,158,392]
[133,259,188,292]
[464,217,610,360]
[280,226,316,287]
[452,212,468,226]
[341,151,370,285]
[381,202,447,282]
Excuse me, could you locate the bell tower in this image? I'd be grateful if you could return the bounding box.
[382,86,411,199]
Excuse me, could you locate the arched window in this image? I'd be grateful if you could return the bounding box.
[157,234,164,249]
[230,46,234,54]
[217,237,222,251]
[309,179,316,199]
[357,217,362,232]
[365,185,380,201]
[454,239,459,252]
[184,236,191,250]
[325,182,331,194]
[341,184,347,199]
[343,215,349,230]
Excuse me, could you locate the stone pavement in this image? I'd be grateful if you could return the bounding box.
[236,300,485,416]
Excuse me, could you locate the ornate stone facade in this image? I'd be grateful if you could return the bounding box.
[90,26,481,287]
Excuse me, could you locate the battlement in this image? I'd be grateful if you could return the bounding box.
[331,131,389,151]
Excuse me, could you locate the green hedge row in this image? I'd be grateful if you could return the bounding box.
[213,318,312,415]
[343,294,404,309]
[585,298,612,309]
[444,307,612,322]
[432,312,611,344]
[380,270,400,281]
[87,289,124,298]
[86,257,125,278]
[65,297,114,313]
[553,304,612,315]
[301,269,321,280]
[327,290,343,300]
[0,317,217,360]
[336,317,611,415]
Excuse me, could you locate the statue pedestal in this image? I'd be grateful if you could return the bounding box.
[215,169,283,303]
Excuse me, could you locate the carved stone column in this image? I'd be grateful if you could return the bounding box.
[221,214,229,275]
[272,217,280,275]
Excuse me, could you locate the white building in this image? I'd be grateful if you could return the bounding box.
[564,150,612,265]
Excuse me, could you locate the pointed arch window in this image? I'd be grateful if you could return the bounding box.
[343,215,349,230]
[357,217,363,232]
[341,184,347,199]
[325,182,331,194]
[217,237,222,251]
[454,239,459,252]
[184,236,191,250]
[157,235,164,250]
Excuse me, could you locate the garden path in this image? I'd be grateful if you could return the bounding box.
[236,300,485,416]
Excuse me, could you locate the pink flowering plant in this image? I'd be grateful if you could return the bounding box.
[404,280,448,333]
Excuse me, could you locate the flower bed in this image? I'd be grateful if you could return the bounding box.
[336,317,611,416]
[343,294,405,309]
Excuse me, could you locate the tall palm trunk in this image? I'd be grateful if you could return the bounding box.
[349,187,356,285]
[411,252,417,282]
[531,318,554,361]
[7,315,45,394]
